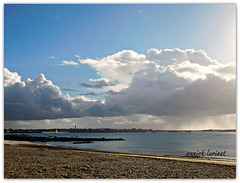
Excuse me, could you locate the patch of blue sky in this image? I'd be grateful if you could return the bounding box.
[4,4,236,98]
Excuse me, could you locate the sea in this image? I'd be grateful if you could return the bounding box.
[10,132,236,160]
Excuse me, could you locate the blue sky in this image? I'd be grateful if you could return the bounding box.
[4,4,236,98]
[4,4,236,129]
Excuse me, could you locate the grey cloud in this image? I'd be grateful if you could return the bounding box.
[4,48,236,130]
[105,68,235,118]
[5,114,235,130]
[153,74,235,116]
[213,62,236,79]
[79,92,98,96]
[83,104,125,117]
[4,74,123,120]
[61,88,78,92]
[105,90,119,95]
[80,80,119,89]
[4,69,101,120]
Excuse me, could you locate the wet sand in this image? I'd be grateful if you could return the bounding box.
[4,141,236,179]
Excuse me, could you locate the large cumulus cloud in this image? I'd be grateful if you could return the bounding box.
[105,67,235,117]
[78,48,235,117]
[4,68,22,87]
[4,48,236,129]
[4,69,102,120]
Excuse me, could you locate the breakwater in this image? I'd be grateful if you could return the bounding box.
[4,134,124,142]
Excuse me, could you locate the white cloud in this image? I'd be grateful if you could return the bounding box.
[44,119,51,125]
[58,60,79,67]
[4,68,22,87]
[77,48,229,92]
[62,118,72,123]
[5,48,236,129]
[138,9,146,14]
[80,78,119,89]
[48,56,56,59]
[79,50,153,91]
[146,48,217,66]
[78,48,235,119]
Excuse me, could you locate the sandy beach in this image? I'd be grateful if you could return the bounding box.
[4,140,236,179]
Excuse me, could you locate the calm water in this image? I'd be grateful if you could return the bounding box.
[14,132,236,160]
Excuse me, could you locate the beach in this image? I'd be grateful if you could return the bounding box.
[4,141,236,179]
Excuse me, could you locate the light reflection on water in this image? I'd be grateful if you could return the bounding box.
[12,132,236,159]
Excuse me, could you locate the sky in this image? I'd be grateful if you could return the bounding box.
[4,4,236,130]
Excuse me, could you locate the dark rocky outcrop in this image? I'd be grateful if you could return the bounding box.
[4,134,124,142]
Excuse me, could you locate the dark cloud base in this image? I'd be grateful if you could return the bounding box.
[4,48,236,131]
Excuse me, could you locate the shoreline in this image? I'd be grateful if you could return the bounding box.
[5,140,236,166]
[4,140,236,179]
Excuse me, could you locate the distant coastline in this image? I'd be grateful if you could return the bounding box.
[4,128,236,134]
